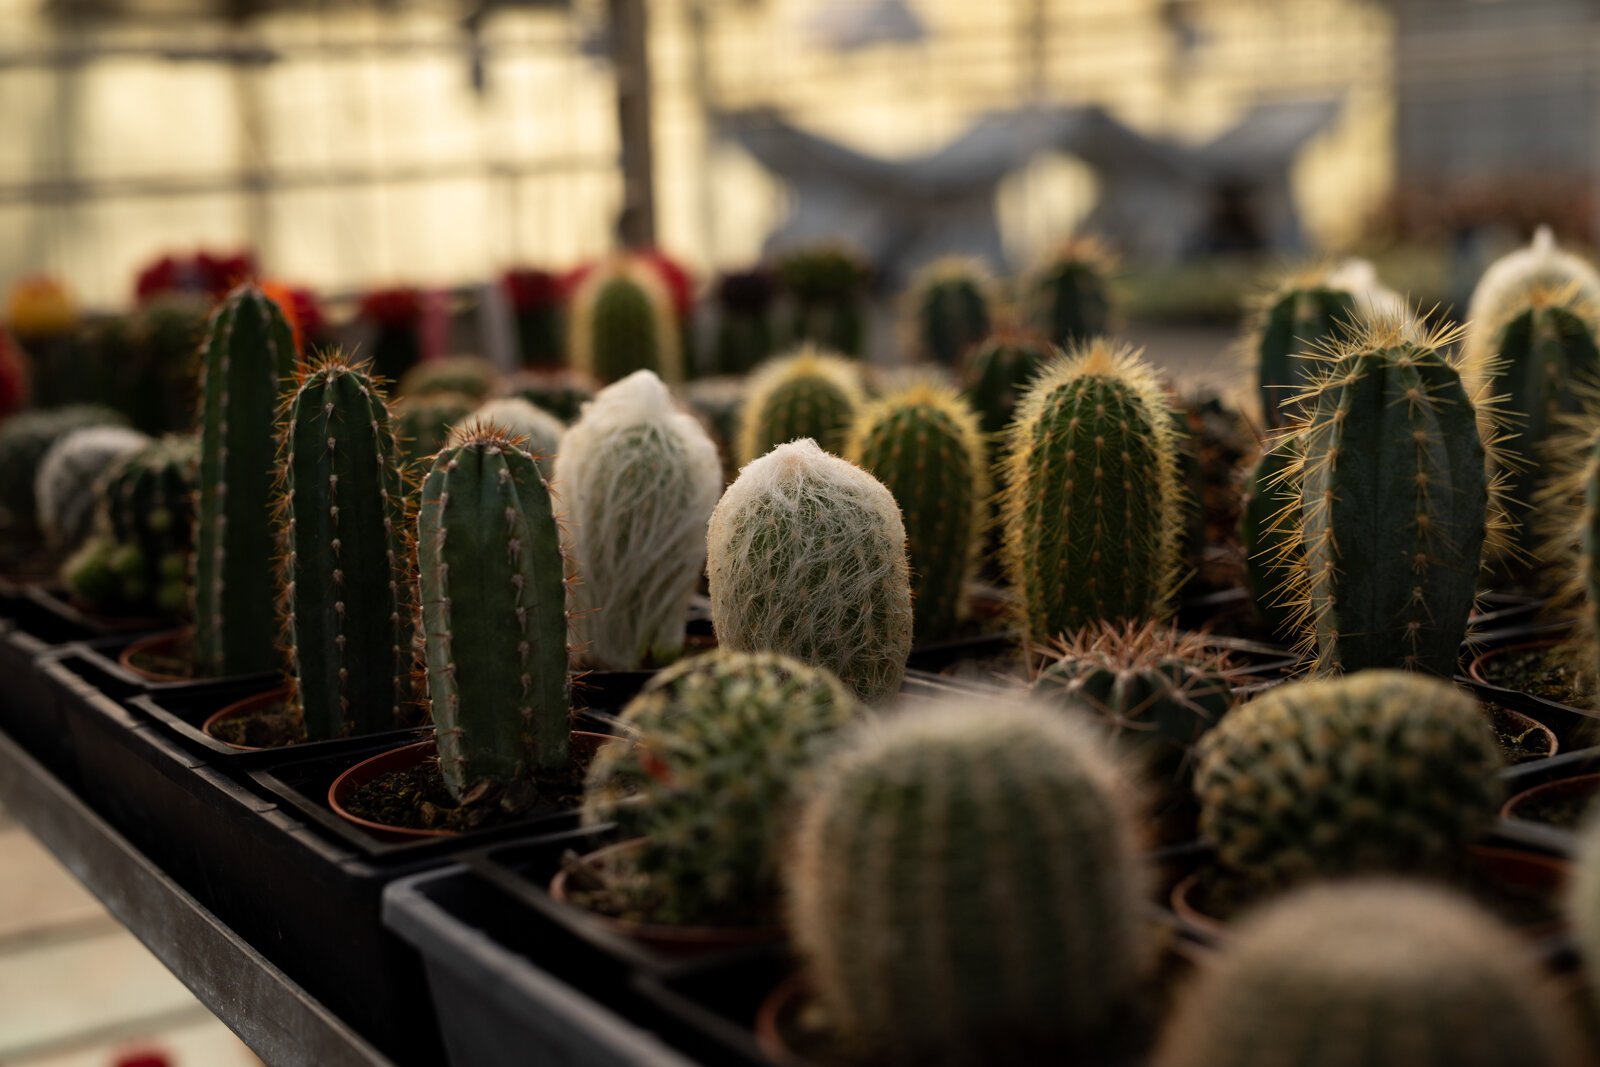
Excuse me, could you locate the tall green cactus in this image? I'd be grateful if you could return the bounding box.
[905,258,993,367]
[419,425,570,800]
[1023,237,1114,348]
[193,284,298,677]
[788,696,1150,1064]
[844,383,987,642]
[277,355,411,741]
[1532,416,1600,698]
[959,330,1052,436]
[450,398,564,479]
[775,243,869,358]
[568,256,683,385]
[1194,670,1502,890]
[555,370,721,670]
[1270,318,1504,675]
[736,346,865,464]
[582,650,862,925]
[1155,881,1582,1067]
[1000,339,1183,643]
[707,438,911,703]
[1238,436,1301,640]
[711,268,777,377]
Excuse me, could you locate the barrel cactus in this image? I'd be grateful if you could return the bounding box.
[736,346,865,464]
[581,650,862,925]
[959,330,1052,436]
[395,391,477,467]
[35,426,150,553]
[193,283,299,677]
[775,243,869,357]
[788,695,1150,1064]
[844,383,987,642]
[449,397,564,479]
[1155,881,1582,1067]
[1000,339,1183,643]
[398,355,499,403]
[568,256,683,385]
[0,405,124,545]
[708,438,911,703]
[556,370,721,670]
[710,268,777,377]
[1194,670,1502,890]
[1022,237,1114,348]
[905,257,994,368]
[419,425,570,800]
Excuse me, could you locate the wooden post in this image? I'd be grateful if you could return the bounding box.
[609,0,657,249]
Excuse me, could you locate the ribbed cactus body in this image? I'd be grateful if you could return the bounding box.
[1239,436,1300,639]
[707,438,911,703]
[1194,671,1502,889]
[193,284,299,677]
[35,426,150,552]
[450,398,564,479]
[959,332,1051,435]
[132,295,209,434]
[788,697,1149,1064]
[711,269,776,376]
[419,427,569,799]
[88,435,197,615]
[1000,340,1183,642]
[395,391,476,468]
[556,371,721,670]
[582,650,862,925]
[1155,882,1581,1067]
[0,405,123,544]
[279,357,411,741]
[736,347,864,464]
[569,257,683,385]
[1276,321,1492,674]
[907,258,993,367]
[1024,239,1113,348]
[844,384,987,641]
[776,244,868,357]
[398,355,499,402]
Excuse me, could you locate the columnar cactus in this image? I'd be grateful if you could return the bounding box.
[395,391,477,467]
[959,330,1052,435]
[1033,621,1235,779]
[710,268,777,376]
[1000,339,1183,642]
[775,243,869,357]
[788,696,1150,1064]
[131,294,210,434]
[568,256,683,385]
[0,405,123,544]
[582,650,862,925]
[1531,417,1600,695]
[419,425,570,800]
[844,384,987,641]
[905,257,993,368]
[1155,882,1581,1067]
[707,438,911,703]
[1238,436,1300,640]
[398,355,500,402]
[1270,317,1505,675]
[193,283,299,677]
[277,356,411,741]
[503,368,597,424]
[449,398,564,478]
[35,426,151,553]
[1193,670,1502,889]
[736,346,865,464]
[556,371,721,670]
[1023,237,1114,348]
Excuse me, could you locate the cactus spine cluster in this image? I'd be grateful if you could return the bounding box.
[1023,238,1113,348]
[277,355,411,741]
[788,696,1150,1064]
[0,405,124,545]
[707,438,911,703]
[1270,317,1505,675]
[1193,670,1502,889]
[959,330,1052,435]
[582,650,862,925]
[450,398,564,478]
[905,257,993,367]
[1155,881,1581,1067]
[775,243,869,357]
[736,346,865,463]
[568,256,683,385]
[555,371,721,670]
[419,425,570,800]
[35,426,151,552]
[193,284,298,677]
[844,383,988,641]
[1000,339,1183,643]
[1238,436,1301,639]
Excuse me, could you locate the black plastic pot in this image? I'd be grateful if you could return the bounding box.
[1497,746,1600,856]
[64,631,277,703]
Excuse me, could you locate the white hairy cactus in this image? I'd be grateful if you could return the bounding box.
[450,397,565,478]
[707,437,912,703]
[555,370,721,670]
[36,425,151,551]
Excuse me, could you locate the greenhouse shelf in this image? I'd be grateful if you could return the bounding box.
[0,727,395,1067]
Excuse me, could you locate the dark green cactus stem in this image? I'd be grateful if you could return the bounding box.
[711,269,777,376]
[908,259,992,367]
[1253,285,1356,431]
[845,384,987,641]
[399,355,499,402]
[1239,436,1301,640]
[193,284,299,676]
[570,258,682,384]
[279,356,411,740]
[737,346,864,463]
[959,331,1052,436]
[395,391,477,468]
[133,295,210,434]
[776,244,869,357]
[419,426,569,799]
[99,435,198,616]
[1024,239,1113,348]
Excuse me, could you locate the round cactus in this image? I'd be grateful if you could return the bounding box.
[568,256,683,384]
[1000,339,1184,643]
[1194,670,1503,889]
[1022,237,1114,348]
[450,397,564,479]
[0,405,125,545]
[707,438,911,704]
[35,426,151,553]
[905,257,994,368]
[395,391,477,468]
[959,330,1052,436]
[556,370,722,670]
[736,346,865,464]
[502,368,598,424]
[581,650,862,925]
[711,268,777,376]
[775,243,869,357]
[844,383,988,642]
[788,695,1151,1064]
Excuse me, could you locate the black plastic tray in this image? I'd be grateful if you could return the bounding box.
[65,630,277,701]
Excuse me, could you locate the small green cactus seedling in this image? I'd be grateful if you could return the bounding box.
[398,355,500,402]
[1023,237,1114,348]
[775,242,869,357]
[581,650,862,925]
[568,256,683,384]
[0,405,125,545]
[1033,621,1235,780]
[556,370,721,670]
[736,346,865,464]
[395,391,477,468]
[959,330,1052,435]
[1000,339,1183,643]
[449,398,564,479]
[1194,670,1502,889]
[844,383,988,641]
[1238,435,1301,640]
[904,257,994,368]
[419,425,570,800]
[707,438,911,703]
[788,695,1151,1065]
[502,368,597,424]
[35,425,150,552]
[1155,881,1582,1067]
[276,355,412,741]
[710,268,777,376]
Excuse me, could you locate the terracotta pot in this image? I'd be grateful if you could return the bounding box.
[753,973,809,1067]
[1502,773,1600,823]
[549,838,786,952]
[200,686,294,752]
[328,730,613,843]
[1490,704,1559,760]
[1466,638,1563,689]
[117,628,197,684]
